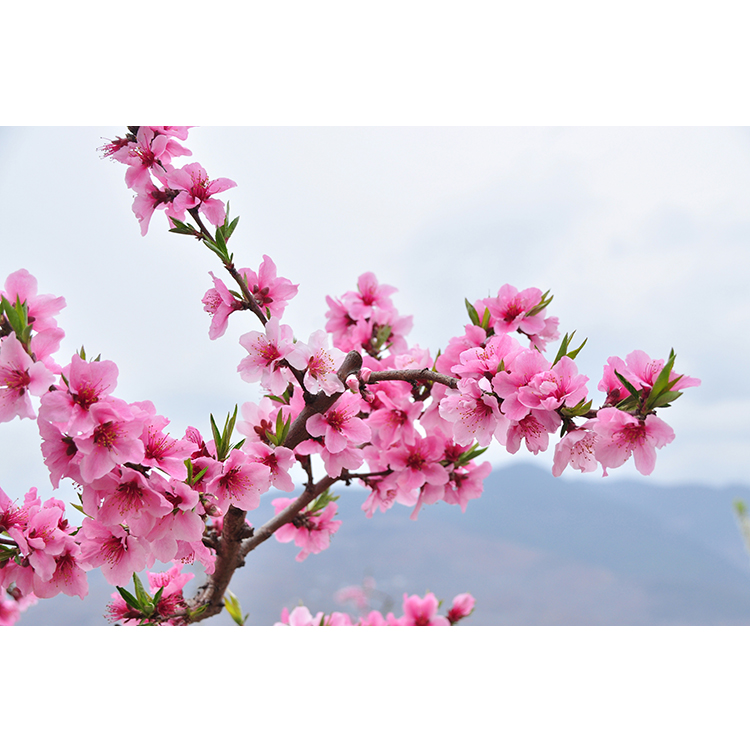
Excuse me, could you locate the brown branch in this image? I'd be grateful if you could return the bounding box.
[183,505,252,623]
[367,368,458,390]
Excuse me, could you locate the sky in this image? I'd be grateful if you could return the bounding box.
[0,126,748,505]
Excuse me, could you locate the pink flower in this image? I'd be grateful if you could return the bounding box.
[446,593,476,624]
[401,593,450,626]
[286,330,345,396]
[0,333,55,422]
[239,255,299,320]
[551,427,599,477]
[202,272,244,340]
[439,378,507,447]
[385,434,450,492]
[505,409,561,455]
[306,392,371,453]
[592,407,675,476]
[484,284,545,336]
[272,497,342,562]
[165,162,237,226]
[243,442,296,492]
[2,269,66,334]
[78,519,149,587]
[131,180,181,235]
[38,354,119,433]
[237,317,296,396]
[205,450,272,514]
[74,401,145,483]
[122,127,192,190]
[519,356,589,412]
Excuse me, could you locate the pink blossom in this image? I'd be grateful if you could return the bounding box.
[131,180,180,235]
[0,333,55,422]
[205,450,271,514]
[237,317,296,396]
[2,269,66,333]
[31,542,88,600]
[366,389,422,448]
[306,392,371,454]
[442,460,493,512]
[39,354,119,433]
[492,349,550,421]
[243,442,296,492]
[505,410,561,455]
[484,284,545,336]
[451,333,521,381]
[78,519,149,587]
[202,271,244,340]
[385,434,450,492]
[446,593,476,624]
[139,413,195,481]
[551,427,599,477]
[239,255,299,319]
[519,356,589,412]
[95,467,173,533]
[272,497,342,562]
[592,407,675,476]
[122,127,192,190]
[74,401,145,483]
[286,330,345,396]
[165,162,237,226]
[439,377,507,447]
[401,593,450,626]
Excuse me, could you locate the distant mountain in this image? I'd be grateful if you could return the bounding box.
[19,464,750,625]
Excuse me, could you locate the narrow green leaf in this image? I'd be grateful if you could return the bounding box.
[132,573,152,613]
[464,299,480,326]
[116,586,142,612]
[614,370,640,398]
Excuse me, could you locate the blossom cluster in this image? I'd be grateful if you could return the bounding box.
[276,591,475,626]
[101,127,236,236]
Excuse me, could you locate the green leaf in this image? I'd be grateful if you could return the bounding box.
[566,337,588,361]
[480,306,492,330]
[151,586,165,609]
[614,370,641,398]
[224,590,247,626]
[132,573,153,613]
[225,215,240,241]
[464,299,480,326]
[526,290,553,317]
[116,586,142,612]
[552,331,575,366]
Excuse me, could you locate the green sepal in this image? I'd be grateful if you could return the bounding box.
[464,299,480,327]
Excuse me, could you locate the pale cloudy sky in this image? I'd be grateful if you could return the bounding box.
[0,126,748,503]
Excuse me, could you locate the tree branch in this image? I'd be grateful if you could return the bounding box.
[367,368,458,390]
